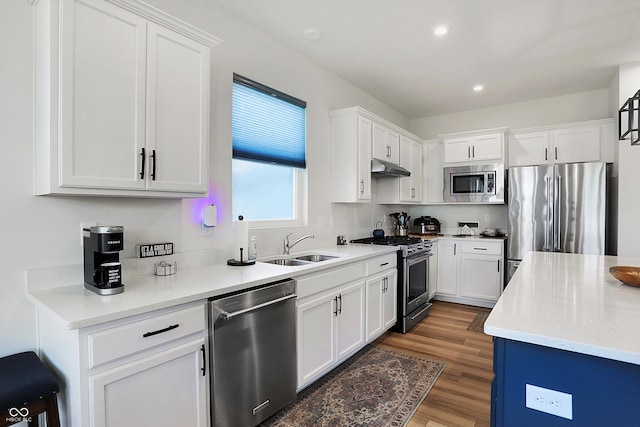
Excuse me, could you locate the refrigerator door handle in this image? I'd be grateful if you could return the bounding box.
[545,176,552,251]
[555,174,562,251]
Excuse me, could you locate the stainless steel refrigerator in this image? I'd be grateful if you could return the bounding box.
[507,162,611,282]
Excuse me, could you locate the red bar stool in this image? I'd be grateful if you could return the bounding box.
[0,352,60,427]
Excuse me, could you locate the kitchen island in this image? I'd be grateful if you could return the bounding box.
[485,251,640,426]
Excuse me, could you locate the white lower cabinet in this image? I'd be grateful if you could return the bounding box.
[365,269,397,343]
[296,262,366,390]
[36,301,209,427]
[435,238,504,308]
[428,240,438,300]
[89,338,208,427]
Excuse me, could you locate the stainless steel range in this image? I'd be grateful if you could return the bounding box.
[351,236,432,333]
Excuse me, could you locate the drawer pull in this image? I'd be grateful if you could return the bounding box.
[380,262,389,267]
[142,323,179,338]
[473,247,488,251]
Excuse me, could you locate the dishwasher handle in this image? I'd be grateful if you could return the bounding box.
[217,293,297,321]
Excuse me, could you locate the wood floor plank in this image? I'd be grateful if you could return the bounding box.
[375,301,493,427]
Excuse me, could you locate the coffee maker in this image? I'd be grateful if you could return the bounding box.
[83,226,124,295]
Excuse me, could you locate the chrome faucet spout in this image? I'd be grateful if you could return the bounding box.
[283,233,315,255]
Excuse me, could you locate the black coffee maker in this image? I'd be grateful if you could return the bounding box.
[83,226,125,295]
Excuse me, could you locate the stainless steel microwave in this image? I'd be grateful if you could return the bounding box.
[443,163,505,203]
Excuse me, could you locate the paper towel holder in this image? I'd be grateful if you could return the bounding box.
[227,215,255,266]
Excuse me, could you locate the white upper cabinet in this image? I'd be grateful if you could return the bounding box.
[399,137,423,202]
[508,119,614,167]
[330,106,423,203]
[372,124,400,164]
[441,128,507,165]
[35,0,219,197]
[330,112,373,202]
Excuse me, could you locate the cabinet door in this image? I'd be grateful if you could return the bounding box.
[436,240,458,296]
[459,255,502,301]
[89,338,208,427]
[399,139,422,202]
[357,116,372,201]
[296,293,337,389]
[552,126,601,164]
[335,281,366,361]
[428,242,438,300]
[365,276,384,342]
[386,129,401,164]
[443,137,472,163]
[59,0,146,190]
[471,133,503,162]
[508,132,550,167]
[146,23,210,193]
[382,270,398,330]
[424,141,444,203]
[372,122,388,160]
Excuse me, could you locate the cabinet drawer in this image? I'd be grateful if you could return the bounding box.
[88,304,206,369]
[365,253,397,276]
[296,262,365,299]
[460,241,502,256]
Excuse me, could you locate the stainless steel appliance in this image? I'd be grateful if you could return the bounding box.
[413,216,441,234]
[350,236,432,333]
[507,162,612,283]
[209,279,297,427]
[444,163,505,203]
[83,225,124,295]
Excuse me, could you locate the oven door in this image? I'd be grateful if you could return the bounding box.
[404,253,430,315]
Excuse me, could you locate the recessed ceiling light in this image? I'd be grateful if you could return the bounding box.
[473,85,484,92]
[432,25,449,37]
[303,28,322,40]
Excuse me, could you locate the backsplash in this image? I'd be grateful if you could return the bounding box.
[408,204,508,234]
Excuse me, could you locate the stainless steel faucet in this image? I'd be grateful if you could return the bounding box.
[283,232,315,255]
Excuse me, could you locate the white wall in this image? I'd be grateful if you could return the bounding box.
[616,62,640,256]
[0,0,406,356]
[410,89,611,139]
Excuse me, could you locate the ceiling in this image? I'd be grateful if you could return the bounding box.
[213,0,640,119]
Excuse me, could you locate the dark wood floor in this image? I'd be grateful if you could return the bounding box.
[376,301,494,427]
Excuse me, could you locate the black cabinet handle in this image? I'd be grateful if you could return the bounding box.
[139,147,146,179]
[151,149,157,180]
[142,323,179,338]
[333,296,338,316]
[200,344,206,377]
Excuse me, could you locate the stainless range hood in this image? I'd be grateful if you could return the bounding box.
[371,158,411,177]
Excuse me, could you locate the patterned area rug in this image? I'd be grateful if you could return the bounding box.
[260,345,445,427]
[467,311,490,332]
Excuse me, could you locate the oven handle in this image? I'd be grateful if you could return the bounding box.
[406,254,429,266]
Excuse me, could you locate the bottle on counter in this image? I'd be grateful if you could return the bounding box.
[248,236,257,261]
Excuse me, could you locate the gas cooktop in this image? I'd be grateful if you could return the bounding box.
[350,236,423,246]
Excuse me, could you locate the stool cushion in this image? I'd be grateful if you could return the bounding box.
[0,351,59,413]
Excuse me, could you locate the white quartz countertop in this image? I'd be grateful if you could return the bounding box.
[27,244,396,330]
[485,251,640,365]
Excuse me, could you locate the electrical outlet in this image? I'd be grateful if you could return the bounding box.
[485,213,491,223]
[525,384,573,420]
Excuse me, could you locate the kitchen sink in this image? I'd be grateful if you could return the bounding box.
[294,254,339,262]
[260,253,341,266]
[262,258,310,266]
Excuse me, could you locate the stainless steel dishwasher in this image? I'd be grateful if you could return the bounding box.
[209,279,297,427]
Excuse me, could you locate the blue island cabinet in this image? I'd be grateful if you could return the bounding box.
[491,338,640,426]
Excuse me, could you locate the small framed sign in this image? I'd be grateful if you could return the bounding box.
[137,243,174,258]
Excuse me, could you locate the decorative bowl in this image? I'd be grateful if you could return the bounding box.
[609,266,640,287]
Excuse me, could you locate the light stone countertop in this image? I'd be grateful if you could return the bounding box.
[484,251,640,365]
[27,244,397,330]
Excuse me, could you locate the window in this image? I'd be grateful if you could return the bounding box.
[231,75,307,225]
